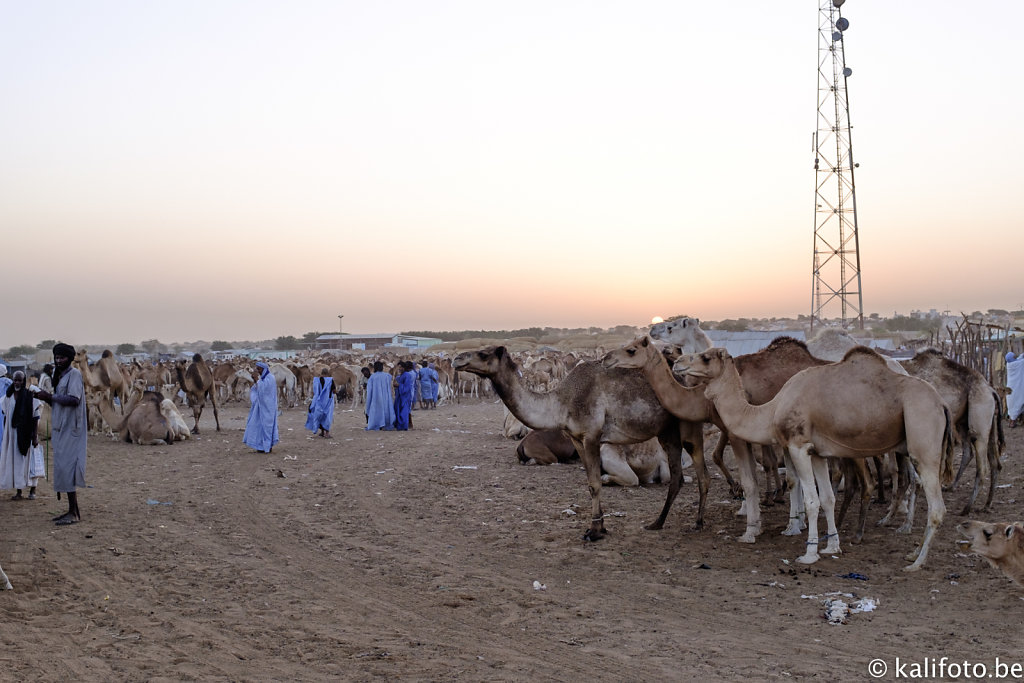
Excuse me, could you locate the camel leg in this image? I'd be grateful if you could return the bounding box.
[710,430,742,498]
[789,445,822,565]
[683,422,708,530]
[903,465,946,572]
[575,438,607,541]
[896,460,919,534]
[983,428,1002,511]
[209,391,221,432]
[600,445,640,486]
[0,562,11,590]
[872,455,888,504]
[647,426,686,531]
[950,425,974,490]
[782,451,806,536]
[730,438,762,543]
[813,457,840,556]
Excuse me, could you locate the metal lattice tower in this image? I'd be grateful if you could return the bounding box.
[810,0,863,331]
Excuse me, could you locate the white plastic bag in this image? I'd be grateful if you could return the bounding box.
[29,444,46,479]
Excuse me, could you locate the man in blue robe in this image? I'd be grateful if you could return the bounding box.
[418,361,440,409]
[244,362,279,452]
[365,361,395,430]
[393,361,416,430]
[305,369,335,438]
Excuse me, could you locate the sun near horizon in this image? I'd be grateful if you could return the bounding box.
[651,316,664,324]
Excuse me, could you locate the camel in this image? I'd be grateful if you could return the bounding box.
[680,346,954,571]
[649,316,713,352]
[502,406,531,440]
[517,428,675,486]
[602,335,763,542]
[517,429,577,465]
[97,390,177,445]
[330,365,358,408]
[958,521,1024,588]
[452,346,706,541]
[175,354,221,434]
[807,327,907,374]
[269,363,297,408]
[901,348,1004,514]
[74,349,130,411]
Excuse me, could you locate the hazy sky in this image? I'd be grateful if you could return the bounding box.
[2,1,1021,349]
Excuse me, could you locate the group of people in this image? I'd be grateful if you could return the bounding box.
[0,343,88,525]
[364,360,440,431]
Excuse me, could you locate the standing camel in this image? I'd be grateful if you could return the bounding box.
[680,346,954,571]
[453,346,707,540]
[901,348,1004,514]
[175,354,221,434]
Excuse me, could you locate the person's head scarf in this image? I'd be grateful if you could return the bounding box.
[256,362,270,380]
[1008,352,1017,363]
[0,364,6,378]
[52,342,75,359]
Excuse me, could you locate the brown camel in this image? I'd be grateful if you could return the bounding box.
[175,354,221,434]
[74,348,130,411]
[602,335,763,542]
[453,346,706,540]
[901,348,1004,514]
[97,390,176,445]
[681,346,954,571]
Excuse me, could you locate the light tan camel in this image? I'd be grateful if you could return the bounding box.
[175,354,221,434]
[73,349,130,410]
[453,346,706,540]
[958,520,1024,588]
[649,316,713,352]
[269,363,297,408]
[681,346,954,571]
[97,390,176,445]
[902,349,1004,514]
[330,365,358,408]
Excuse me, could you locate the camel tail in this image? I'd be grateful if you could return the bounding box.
[992,388,1006,453]
[940,405,955,488]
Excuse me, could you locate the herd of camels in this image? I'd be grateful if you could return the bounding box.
[59,317,1007,573]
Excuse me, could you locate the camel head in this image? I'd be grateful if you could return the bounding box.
[452,346,511,377]
[601,335,657,370]
[958,521,1024,574]
[673,347,731,382]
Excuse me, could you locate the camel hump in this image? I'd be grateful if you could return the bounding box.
[840,346,888,365]
[192,353,204,363]
[101,349,113,359]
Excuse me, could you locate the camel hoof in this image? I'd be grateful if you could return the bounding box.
[796,552,820,565]
[823,541,841,555]
[644,521,664,531]
[959,505,973,516]
[738,532,757,544]
[896,523,912,535]
[692,520,704,531]
[902,563,922,572]
[782,525,804,537]
[583,528,606,542]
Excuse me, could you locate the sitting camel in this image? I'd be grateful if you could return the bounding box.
[680,346,954,571]
[97,390,180,445]
[453,346,706,540]
[516,430,679,487]
[175,354,220,434]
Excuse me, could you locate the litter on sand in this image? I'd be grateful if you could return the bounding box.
[452,465,478,470]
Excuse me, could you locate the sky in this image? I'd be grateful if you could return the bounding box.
[2,1,1022,350]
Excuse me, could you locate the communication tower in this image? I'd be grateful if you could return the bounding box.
[810,0,863,331]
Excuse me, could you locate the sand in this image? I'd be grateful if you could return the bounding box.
[0,396,1021,681]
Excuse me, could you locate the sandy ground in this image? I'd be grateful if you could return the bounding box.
[0,395,1021,682]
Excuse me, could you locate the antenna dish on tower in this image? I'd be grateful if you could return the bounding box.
[833,0,845,7]
[836,17,849,31]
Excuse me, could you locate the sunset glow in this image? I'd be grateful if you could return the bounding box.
[1,2,1021,350]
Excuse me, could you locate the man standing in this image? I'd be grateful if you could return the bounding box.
[364,361,395,430]
[0,370,43,500]
[393,361,416,431]
[305,369,335,438]
[33,343,86,525]
[244,362,279,453]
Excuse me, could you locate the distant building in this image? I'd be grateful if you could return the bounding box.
[315,334,442,351]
